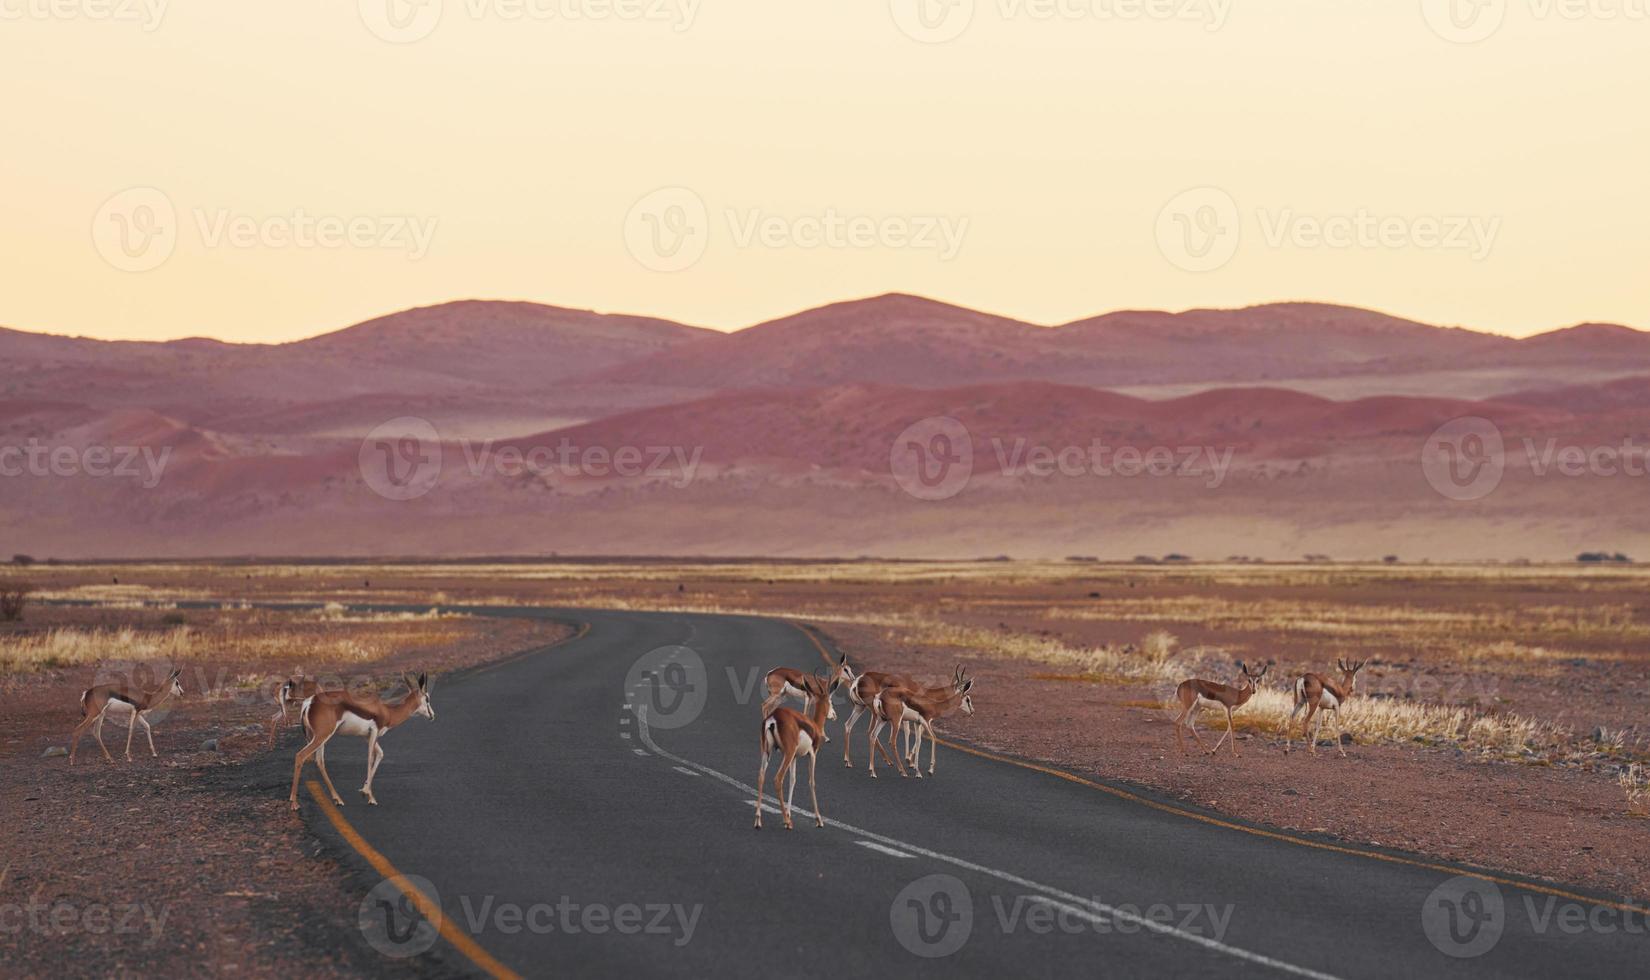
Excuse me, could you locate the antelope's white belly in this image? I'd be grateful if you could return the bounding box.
[796,729,815,755]
[1317,690,1341,710]
[781,682,808,700]
[333,711,378,737]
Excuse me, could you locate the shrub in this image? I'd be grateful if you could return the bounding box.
[0,584,31,622]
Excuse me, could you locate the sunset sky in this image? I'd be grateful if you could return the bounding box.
[1,1,1644,343]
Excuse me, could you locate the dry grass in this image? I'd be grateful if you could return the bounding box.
[1620,764,1650,816]
[0,619,470,673]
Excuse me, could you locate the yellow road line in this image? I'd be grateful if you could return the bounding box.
[792,620,838,670]
[935,737,1650,918]
[304,780,522,980]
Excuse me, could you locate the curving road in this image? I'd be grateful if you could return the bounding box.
[260,607,1650,978]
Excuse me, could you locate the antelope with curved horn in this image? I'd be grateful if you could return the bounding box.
[69,667,185,764]
[761,653,854,741]
[868,672,975,779]
[842,664,965,768]
[753,675,839,830]
[1173,660,1272,757]
[1285,658,1365,756]
[288,672,434,811]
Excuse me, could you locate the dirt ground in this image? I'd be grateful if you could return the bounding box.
[3,558,1648,974]
[0,601,571,978]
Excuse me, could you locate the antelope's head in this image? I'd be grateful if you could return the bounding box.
[166,667,185,698]
[831,652,856,688]
[955,667,975,716]
[1238,659,1273,690]
[405,672,434,720]
[814,669,838,721]
[1335,658,1366,694]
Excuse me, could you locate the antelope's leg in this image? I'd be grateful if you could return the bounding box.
[868,717,884,778]
[1210,707,1237,756]
[289,727,336,810]
[1186,706,1212,753]
[927,722,939,775]
[93,706,114,763]
[807,752,823,827]
[842,703,864,766]
[140,712,157,757]
[777,750,797,829]
[69,709,100,765]
[1332,710,1348,758]
[362,730,383,803]
[314,739,345,806]
[124,707,139,762]
[754,745,770,830]
[269,701,287,749]
[1174,701,1191,755]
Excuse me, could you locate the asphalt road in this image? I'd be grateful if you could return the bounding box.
[264,607,1650,978]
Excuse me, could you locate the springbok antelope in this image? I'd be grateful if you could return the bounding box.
[1285,658,1365,756]
[288,672,433,811]
[1173,660,1272,757]
[868,673,975,779]
[267,673,324,749]
[69,667,185,765]
[842,665,964,768]
[761,653,854,740]
[753,677,838,830]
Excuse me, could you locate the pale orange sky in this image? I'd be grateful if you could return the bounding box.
[0,2,1645,343]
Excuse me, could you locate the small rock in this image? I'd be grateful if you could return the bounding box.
[1339,733,1354,745]
[1591,726,1606,742]
[202,738,220,752]
[42,746,68,758]
[1282,788,1299,796]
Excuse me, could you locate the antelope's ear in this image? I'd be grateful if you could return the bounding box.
[1236,660,1246,671]
[961,679,974,693]
[169,667,182,679]
[418,671,429,690]
[402,673,417,689]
